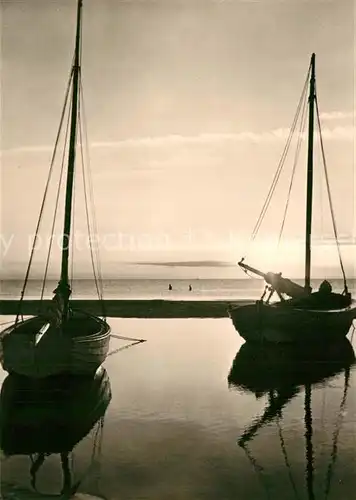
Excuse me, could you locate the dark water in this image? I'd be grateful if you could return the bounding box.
[1,318,356,499]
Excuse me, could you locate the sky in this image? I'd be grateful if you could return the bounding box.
[0,0,355,279]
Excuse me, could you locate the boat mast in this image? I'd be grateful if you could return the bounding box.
[305,53,316,293]
[59,0,82,293]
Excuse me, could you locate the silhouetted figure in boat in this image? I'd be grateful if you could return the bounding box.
[287,279,350,310]
[168,284,172,291]
[318,279,332,296]
[189,284,192,291]
[300,279,350,309]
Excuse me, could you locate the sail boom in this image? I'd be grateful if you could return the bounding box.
[238,260,307,299]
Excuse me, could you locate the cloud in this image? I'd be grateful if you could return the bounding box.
[0,145,53,156]
[1,122,354,156]
[319,111,355,121]
[320,126,355,140]
[90,125,354,149]
[133,260,235,267]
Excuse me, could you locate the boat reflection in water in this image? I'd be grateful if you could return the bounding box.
[0,367,111,498]
[228,334,355,500]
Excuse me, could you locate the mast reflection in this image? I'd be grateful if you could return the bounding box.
[228,336,355,500]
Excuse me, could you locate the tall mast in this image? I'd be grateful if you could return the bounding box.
[304,53,316,292]
[60,0,82,291]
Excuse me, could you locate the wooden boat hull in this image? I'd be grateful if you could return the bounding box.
[0,310,111,378]
[0,366,111,455]
[228,299,356,343]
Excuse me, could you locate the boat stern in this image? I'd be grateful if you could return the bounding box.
[228,301,267,341]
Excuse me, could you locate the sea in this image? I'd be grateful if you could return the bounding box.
[1,280,356,499]
[1,277,355,301]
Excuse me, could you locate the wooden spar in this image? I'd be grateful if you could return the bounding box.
[238,259,306,298]
[305,53,316,293]
[59,0,83,316]
[238,259,267,279]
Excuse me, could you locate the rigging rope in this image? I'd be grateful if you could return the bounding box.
[277,85,308,245]
[79,22,105,303]
[323,367,351,499]
[276,417,301,500]
[70,147,77,290]
[27,415,107,498]
[79,79,106,317]
[39,89,73,306]
[78,89,106,318]
[15,64,75,325]
[243,64,311,260]
[107,339,146,357]
[67,416,107,498]
[240,445,273,500]
[315,91,348,292]
[318,145,325,248]
[81,85,106,301]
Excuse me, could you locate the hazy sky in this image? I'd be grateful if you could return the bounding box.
[0,0,355,279]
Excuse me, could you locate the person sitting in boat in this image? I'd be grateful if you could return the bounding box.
[313,279,334,308]
[45,281,72,327]
[318,280,332,295]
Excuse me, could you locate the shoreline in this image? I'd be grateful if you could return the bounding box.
[0,299,252,318]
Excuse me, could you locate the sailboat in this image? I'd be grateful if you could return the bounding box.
[228,338,355,499]
[0,0,111,377]
[228,54,356,343]
[0,367,111,497]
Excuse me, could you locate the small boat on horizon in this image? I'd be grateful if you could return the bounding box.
[0,0,111,378]
[229,53,356,343]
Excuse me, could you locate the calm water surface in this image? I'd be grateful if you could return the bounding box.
[1,317,355,499]
[1,278,355,300]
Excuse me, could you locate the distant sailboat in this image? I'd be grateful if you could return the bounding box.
[229,54,356,343]
[0,0,111,377]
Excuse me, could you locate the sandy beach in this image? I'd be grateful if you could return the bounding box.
[0,299,251,318]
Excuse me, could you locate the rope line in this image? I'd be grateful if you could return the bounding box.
[107,339,146,357]
[244,63,311,259]
[315,91,348,291]
[241,445,272,500]
[323,367,351,499]
[276,416,302,500]
[39,88,73,306]
[79,79,106,315]
[15,64,75,325]
[70,143,77,290]
[278,85,309,245]
[78,85,106,318]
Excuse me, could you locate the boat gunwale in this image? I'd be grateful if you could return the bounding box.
[228,299,356,315]
[0,310,111,341]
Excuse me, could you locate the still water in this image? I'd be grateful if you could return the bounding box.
[1,318,355,499]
